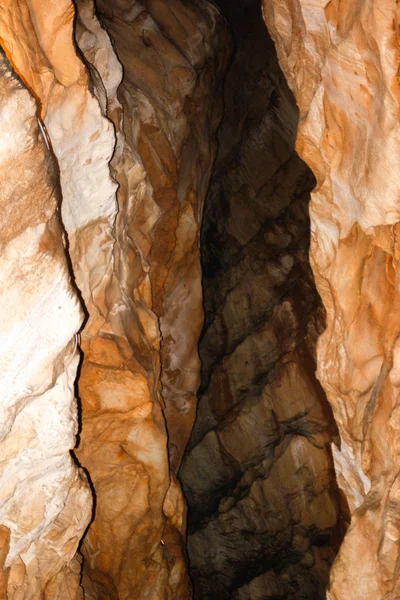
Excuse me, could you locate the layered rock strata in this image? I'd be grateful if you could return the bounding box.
[263,1,400,598]
[180,1,341,598]
[0,0,229,598]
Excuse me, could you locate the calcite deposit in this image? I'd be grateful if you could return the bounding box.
[0,46,91,599]
[0,0,229,598]
[263,0,400,598]
[180,1,341,598]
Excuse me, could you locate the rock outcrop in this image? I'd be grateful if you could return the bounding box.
[0,1,229,598]
[180,1,341,598]
[263,1,400,598]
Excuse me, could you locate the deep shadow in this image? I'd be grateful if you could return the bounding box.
[179,1,346,598]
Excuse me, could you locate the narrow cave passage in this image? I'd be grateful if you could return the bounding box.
[179,2,344,598]
[3,0,400,597]
[7,0,391,597]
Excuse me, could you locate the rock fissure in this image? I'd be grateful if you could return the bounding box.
[2,0,396,598]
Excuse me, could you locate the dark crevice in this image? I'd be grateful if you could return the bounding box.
[179,1,344,598]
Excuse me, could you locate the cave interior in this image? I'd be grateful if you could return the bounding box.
[3,0,393,598]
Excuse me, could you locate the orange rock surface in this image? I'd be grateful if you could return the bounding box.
[0,1,229,598]
[263,1,400,598]
[7,0,397,596]
[76,1,229,597]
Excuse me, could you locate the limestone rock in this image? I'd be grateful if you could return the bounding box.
[180,1,341,598]
[74,1,230,597]
[0,2,120,597]
[0,0,229,597]
[0,45,91,599]
[263,1,400,598]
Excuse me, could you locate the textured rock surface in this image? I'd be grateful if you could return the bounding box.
[0,43,91,600]
[180,2,341,598]
[0,2,121,597]
[0,1,229,598]
[76,2,229,598]
[263,1,400,598]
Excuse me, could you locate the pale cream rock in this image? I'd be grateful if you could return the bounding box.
[0,49,91,598]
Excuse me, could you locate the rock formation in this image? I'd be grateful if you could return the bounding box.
[75,2,229,597]
[263,0,400,598]
[5,0,397,597]
[0,19,92,600]
[0,0,229,598]
[179,1,341,598]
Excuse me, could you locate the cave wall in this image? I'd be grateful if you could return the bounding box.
[0,1,229,598]
[76,2,230,597]
[0,49,91,598]
[2,0,396,598]
[179,2,341,598]
[263,1,400,598]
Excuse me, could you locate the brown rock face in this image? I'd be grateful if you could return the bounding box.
[263,1,400,598]
[8,0,396,596]
[180,2,341,598]
[75,2,230,597]
[0,0,229,598]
